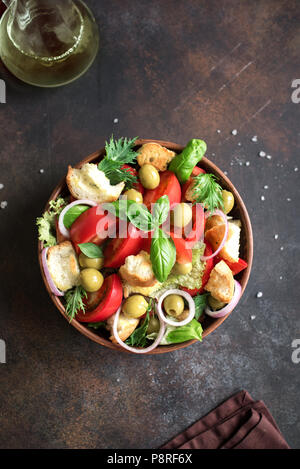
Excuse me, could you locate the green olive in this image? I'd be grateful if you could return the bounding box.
[171,203,193,228]
[147,315,160,334]
[173,262,193,275]
[123,189,143,204]
[79,253,104,270]
[208,295,226,311]
[80,268,104,292]
[163,294,185,318]
[138,164,160,190]
[122,295,149,319]
[222,190,234,215]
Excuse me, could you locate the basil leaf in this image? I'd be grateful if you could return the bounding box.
[102,199,135,221]
[63,204,89,229]
[127,202,155,232]
[193,293,209,320]
[125,311,150,347]
[78,243,104,258]
[168,139,207,183]
[150,228,176,282]
[152,195,170,227]
[164,319,203,344]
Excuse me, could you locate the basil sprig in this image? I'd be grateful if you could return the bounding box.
[63,204,89,229]
[103,195,176,282]
[78,242,104,258]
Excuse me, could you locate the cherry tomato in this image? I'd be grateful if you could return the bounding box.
[122,164,144,195]
[104,224,143,268]
[181,241,214,296]
[70,206,117,254]
[143,170,181,210]
[76,274,123,322]
[181,166,206,201]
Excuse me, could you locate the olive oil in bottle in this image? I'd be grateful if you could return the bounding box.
[0,0,99,87]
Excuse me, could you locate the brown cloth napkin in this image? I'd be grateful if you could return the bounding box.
[161,390,290,449]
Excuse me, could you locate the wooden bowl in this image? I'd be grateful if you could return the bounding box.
[38,139,253,354]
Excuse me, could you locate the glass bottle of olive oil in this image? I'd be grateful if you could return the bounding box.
[0,0,99,87]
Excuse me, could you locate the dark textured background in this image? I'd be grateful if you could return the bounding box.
[0,0,299,449]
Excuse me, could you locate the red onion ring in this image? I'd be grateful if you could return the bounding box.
[157,289,195,327]
[205,280,242,318]
[41,247,65,297]
[58,199,98,239]
[201,209,228,261]
[112,306,166,354]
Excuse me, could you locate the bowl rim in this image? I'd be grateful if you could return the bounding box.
[38,138,253,354]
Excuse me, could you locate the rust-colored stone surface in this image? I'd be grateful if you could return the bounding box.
[0,0,299,449]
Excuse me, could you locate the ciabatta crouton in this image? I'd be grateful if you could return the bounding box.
[205,221,240,263]
[119,250,157,287]
[122,280,162,298]
[66,163,124,204]
[137,142,176,171]
[204,260,234,303]
[204,214,224,233]
[106,312,139,343]
[47,241,80,291]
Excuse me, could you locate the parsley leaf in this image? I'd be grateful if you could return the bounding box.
[98,136,139,188]
[65,285,87,322]
[191,173,224,213]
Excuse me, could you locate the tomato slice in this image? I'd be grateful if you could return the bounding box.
[143,170,181,210]
[122,164,144,194]
[181,166,205,201]
[76,274,123,322]
[169,232,193,264]
[181,241,214,296]
[70,206,117,254]
[104,224,143,268]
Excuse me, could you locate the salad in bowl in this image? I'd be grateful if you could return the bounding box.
[37,137,252,354]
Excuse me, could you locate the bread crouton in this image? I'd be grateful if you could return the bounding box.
[205,221,240,263]
[119,250,157,287]
[204,214,224,233]
[106,312,139,343]
[204,260,234,303]
[122,280,162,298]
[47,241,80,291]
[66,163,124,204]
[137,142,176,171]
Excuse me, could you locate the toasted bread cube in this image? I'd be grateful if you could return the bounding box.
[106,312,139,343]
[119,250,157,287]
[205,222,240,263]
[47,241,80,291]
[137,142,176,171]
[204,260,234,303]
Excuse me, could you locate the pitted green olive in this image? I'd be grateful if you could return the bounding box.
[138,164,160,190]
[222,190,234,214]
[123,189,143,204]
[147,315,160,334]
[80,268,104,292]
[122,295,149,319]
[171,203,193,228]
[79,253,104,270]
[173,262,193,275]
[208,295,226,311]
[163,294,185,318]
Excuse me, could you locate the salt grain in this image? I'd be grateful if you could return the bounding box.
[256,292,263,298]
[261,195,265,201]
[295,167,298,172]
[217,129,221,133]
[266,155,272,160]
[264,185,269,189]
[259,151,266,157]
[245,161,250,166]
[231,129,238,135]
[287,197,291,202]
[113,118,119,123]
[251,135,258,142]
[274,234,278,240]
[250,315,256,320]
[39,169,44,174]
[0,201,8,209]
[238,142,242,146]
[279,276,283,280]
[280,246,284,251]
[0,183,3,190]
